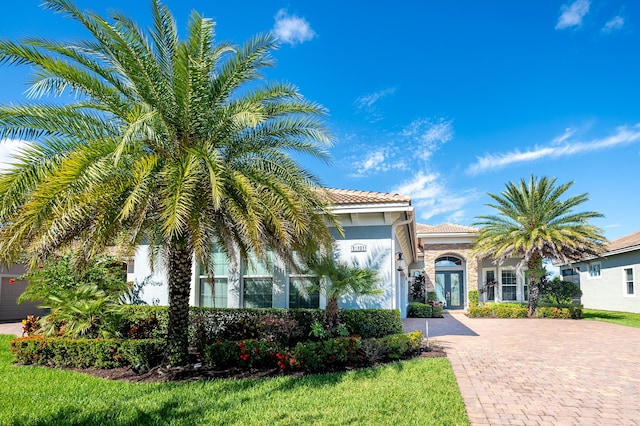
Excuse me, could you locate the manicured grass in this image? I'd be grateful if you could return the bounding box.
[583,309,640,328]
[0,335,469,426]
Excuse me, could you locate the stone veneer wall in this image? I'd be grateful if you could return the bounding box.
[423,243,479,297]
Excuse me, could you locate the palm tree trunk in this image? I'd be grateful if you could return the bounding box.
[325,296,339,330]
[527,256,544,317]
[166,238,193,366]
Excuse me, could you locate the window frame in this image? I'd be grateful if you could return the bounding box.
[588,262,601,279]
[501,269,517,302]
[483,268,496,302]
[624,267,635,297]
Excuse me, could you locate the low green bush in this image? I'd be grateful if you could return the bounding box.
[408,302,432,318]
[536,304,583,319]
[382,330,423,359]
[116,306,402,349]
[202,331,422,373]
[203,338,280,369]
[338,309,403,338]
[431,304,444,318]
[468,303,527,318]
[468,290,479,308]
[10,336,165,369]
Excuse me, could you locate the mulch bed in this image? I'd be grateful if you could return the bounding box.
[69,344,447,383]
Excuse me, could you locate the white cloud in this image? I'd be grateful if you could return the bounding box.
[401,118,454,160]
[272,9,316,45]
[602,16,625,33]
[355,88,396,110]
[0,139,28,171]
[556,0,590,30]
[391,172,477,222]
[348,146,408,178]
[354,88,396,123]
[344,116,453,178]
[466,124,640,176]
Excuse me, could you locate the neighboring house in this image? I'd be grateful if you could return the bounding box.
[129,188,418,318]
[560,230,640,314]
[0,264,48,322]
[415,223,529,310]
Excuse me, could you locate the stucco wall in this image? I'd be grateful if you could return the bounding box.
[578,251,640,313]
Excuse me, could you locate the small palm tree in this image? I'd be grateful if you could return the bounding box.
[473,175,606,316]
[0,0,337,364]
[306,253,382,330]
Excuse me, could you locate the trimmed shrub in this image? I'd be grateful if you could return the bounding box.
[431,304,444,318]
[468,290,479,308]
[336,309,403,338]
[536,304,583,319]
[113,306,403,350]
[408,302,432,318]
[203,331,422,372]
[468,303,527,318]
[10,336,165,369]
[382,330,423,359]
[203,339,280,369]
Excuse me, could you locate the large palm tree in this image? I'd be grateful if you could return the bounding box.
[473,175,606,316]
[0,0,337,364]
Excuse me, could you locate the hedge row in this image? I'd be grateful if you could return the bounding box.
[117,306,403,349]
[468,303,583,319]
[10,331,423,371]
[535,305,583,319]
[407,302,444,318]
[468,303,528,318]
[10,336,165,369]
[203,331,423,372]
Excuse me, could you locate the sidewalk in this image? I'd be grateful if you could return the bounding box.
[0,322,23,336]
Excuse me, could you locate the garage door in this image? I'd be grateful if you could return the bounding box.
[0,275,49,322]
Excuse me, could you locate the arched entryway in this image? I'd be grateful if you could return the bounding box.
[434,255,465,309]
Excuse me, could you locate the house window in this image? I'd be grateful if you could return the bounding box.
[199,278,228,308]
[289,277,320,309]
[484,270,496,301]
[501,270,517,301]
[435,256,462,266]
[242,252,274,308]
[243,278,273,308]
[588,262,601,278]
[625,268,634,296]
[524,276,529,302]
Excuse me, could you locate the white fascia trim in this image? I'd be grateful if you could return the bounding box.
[331,204,413,215]
[417,232,478,239]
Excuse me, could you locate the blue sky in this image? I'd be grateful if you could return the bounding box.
[0,0,638,241]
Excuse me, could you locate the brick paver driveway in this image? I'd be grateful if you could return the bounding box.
[405,312,640,425]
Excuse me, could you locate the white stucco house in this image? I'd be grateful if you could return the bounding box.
[560,230,640,313]
[128,188,418,318]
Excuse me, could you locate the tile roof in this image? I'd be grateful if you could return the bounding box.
[416,223,480,234]
[326,188,411,205]
[606,230,640,253]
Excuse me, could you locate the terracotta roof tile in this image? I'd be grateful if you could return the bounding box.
[606,230,640,253]
[416,223,479,234]
[326,188,411,205]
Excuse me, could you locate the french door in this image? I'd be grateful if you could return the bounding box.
[435,271,464,309]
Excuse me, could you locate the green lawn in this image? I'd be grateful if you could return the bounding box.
[0,335,468,426]
[583,309,640,328]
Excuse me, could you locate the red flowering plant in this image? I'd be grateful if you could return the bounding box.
[204,339,279,369]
